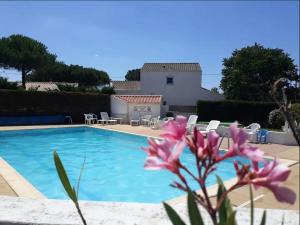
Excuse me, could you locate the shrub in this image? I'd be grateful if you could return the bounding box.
[269,103,300,129]
[101,86,115,95]
[268,109,285,129]
[0,90,110,123]
[197,100,277,127]
[166,111,174,117]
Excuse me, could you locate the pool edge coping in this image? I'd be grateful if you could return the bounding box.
[0,157,45,199]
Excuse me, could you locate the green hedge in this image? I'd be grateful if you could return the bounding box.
[0,90,110,123]
[197,100,277,127]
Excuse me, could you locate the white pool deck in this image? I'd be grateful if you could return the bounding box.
[0,124,299,224]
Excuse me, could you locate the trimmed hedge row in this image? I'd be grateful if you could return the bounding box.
[197,100,278,127]
[0,90,110,123]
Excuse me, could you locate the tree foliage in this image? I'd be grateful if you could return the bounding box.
[29,62,110,86]
[0,34,56,88]
[0,34,110,88]
[210,87,220,94]
[101,86,115,95]
[220,43,299,101]
[0,76,19,90]
[125,68,140,81]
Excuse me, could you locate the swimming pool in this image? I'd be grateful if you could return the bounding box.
[0,127,253,203]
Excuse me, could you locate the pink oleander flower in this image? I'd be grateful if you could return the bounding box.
[187,128,220,160]
[223,123,264,162]
[143,138,186,174]
[160,115,187,142]
[249,159,296,204]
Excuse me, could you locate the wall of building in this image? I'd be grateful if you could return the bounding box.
[110,96,128,122]
[140,71,223,106]
[128,104,161,120]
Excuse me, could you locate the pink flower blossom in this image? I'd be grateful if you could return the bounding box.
[250,160,296,204]
[187,129,219,160]
[207,131,220,158]
[143,138,185,174]
[223,123,264,162]
[160,115,187,142]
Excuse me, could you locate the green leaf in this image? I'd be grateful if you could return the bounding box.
[259,210,266,225]
[249,185,254,225]
[163,202,186,225]
[226,211,237,225]
[187,191,204,225]
[216,176,233,225]
[53,151,77,202]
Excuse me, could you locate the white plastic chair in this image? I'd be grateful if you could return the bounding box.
[245,123,261,142]
[130,111,140,126]
[141,115,152,126]
[89,113,98,124]
[150,116,161,129]
[98,112,117,125]
[198,120,220,136]
[84,114,93,125]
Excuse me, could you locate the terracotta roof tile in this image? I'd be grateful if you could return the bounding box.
[113,95,162,104]
[141,63,201,72]
[111,81,141,90]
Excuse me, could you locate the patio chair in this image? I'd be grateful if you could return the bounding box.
[198,120,220,136]
[89,113,98,124]
[186,115,198,133]
[141,115,152,126]
[98,112,117,125]
[130,111,140,126]
[256,129,268,144]
[84,114,93,125]
[245,123,261,142]
[150,116,161,129]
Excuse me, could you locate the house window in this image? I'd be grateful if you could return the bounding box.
[166,77,173,85]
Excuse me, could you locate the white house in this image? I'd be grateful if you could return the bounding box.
[110,95,162,124]
[111,63,223,108]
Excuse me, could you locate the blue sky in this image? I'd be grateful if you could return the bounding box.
[0,1,299,89]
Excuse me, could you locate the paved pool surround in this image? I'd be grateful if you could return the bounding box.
[0,196,299,225]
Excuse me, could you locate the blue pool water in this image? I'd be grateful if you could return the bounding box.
[0,127,253,203]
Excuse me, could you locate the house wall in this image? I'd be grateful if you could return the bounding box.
[140,71,223,106]
[110,96,128,122]
[128,104,161,120]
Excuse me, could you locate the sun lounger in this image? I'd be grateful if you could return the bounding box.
[98,112,117,125]
[186,115,198,133]
[198,120,220,136]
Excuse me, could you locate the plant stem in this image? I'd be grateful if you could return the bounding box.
[75,202,87,225]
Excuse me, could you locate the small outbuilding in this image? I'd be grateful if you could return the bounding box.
[111,95,162,124]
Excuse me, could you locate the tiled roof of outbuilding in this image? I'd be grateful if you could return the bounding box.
[113,95,162,104]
